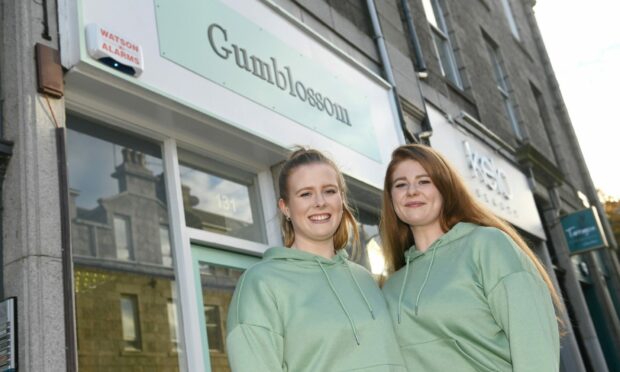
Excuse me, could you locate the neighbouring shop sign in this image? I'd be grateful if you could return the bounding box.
[428,107,545,239]
[153,0,380,161]
[0,297,16,372]
[561,207,608,255]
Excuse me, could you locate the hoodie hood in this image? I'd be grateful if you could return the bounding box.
[404,222,478,262]
[263,246,373,345]
[397,222,477,322]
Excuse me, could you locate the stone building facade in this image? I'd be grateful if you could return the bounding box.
[1,0,619,371]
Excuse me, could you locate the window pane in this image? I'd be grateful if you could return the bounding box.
[179,150,266,243]
[501,0,520,39]
[167,300,179,351]
[345,207,387,279]
[205,305,224,351]
[120,295,141,350]
[67,115,182,371]
[486,41,522,138]
[160,226,172,267]
[198,261,245,371]
[422,0,439,29]
[114,215,133,260]
[425,0,463,89]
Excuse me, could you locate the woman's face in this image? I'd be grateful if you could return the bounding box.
[390,159,443,231]
[279,163,344,248]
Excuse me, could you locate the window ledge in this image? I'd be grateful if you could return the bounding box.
[512,35,533,62]
[444,79,477,108]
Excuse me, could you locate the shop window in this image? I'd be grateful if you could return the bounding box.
[67,114,183,371]
[114,215,134,261]
[422,0,464,89]
[120,294,142,351]
[179,149,267,243]
[484,35,523,139]
[204,305,224,352]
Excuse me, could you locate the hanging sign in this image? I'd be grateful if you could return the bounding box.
[561,207,608,255]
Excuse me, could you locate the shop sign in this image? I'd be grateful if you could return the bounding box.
[464,141,513,201]
[427,106,545,238]
[561,207,608,255]
[153,0,380,160]
[85,24,144,76]
[0,297,16,372]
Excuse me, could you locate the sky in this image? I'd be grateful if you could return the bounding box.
[534,0,620,200]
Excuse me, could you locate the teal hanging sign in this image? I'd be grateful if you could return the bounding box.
[560,207,607,255]
[153,0,381,161]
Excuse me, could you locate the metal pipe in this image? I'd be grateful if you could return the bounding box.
[399,0,427,76]
[365,0,415,143]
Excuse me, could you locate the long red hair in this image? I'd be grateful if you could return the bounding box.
[379,144,563,312]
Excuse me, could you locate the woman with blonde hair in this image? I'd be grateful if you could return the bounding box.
[227,148,405,371]
[380,144,561,371]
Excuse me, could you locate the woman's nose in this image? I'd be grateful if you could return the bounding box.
[315,193,326,206]
[406,184,418,196]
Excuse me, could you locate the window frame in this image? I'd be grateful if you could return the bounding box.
[422,0,464,89]
[500,0,521,40]
[485,37,523,139]
[120,293,142,351]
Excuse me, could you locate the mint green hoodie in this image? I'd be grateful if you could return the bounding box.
[382,222,559,371]
[227,247,406,372]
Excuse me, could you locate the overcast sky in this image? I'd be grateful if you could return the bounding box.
[534,0,620,200]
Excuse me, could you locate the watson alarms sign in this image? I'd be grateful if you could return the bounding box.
[85,24,144,76]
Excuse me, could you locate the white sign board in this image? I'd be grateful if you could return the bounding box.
[428,107,545,239]
[61,0,403,189]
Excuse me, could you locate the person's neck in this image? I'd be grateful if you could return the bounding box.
[291,238,335,259]
[411,224,445,253]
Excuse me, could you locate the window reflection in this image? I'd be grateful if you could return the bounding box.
[179,151,266,243]
[120,294,141,351]
[346,206,387,280]
[198,261,244,372]
[67,115,182,371]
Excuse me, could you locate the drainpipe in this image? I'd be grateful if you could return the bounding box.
[366,0,416,144]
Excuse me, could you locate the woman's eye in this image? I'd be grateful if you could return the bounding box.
[393,182,406,189]
[419,179,431,185]
[300,192,311,198]
[325,188,338,194]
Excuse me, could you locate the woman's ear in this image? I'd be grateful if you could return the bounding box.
[278,198,289,218]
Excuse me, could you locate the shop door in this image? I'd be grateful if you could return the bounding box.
[191,244,259,372]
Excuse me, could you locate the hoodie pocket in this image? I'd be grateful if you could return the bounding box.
[401,338,497,372]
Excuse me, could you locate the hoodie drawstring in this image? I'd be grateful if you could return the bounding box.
[397,257,411,324]
[316,258,361,345]
[345,262,375,319]
[414,245,438,315]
